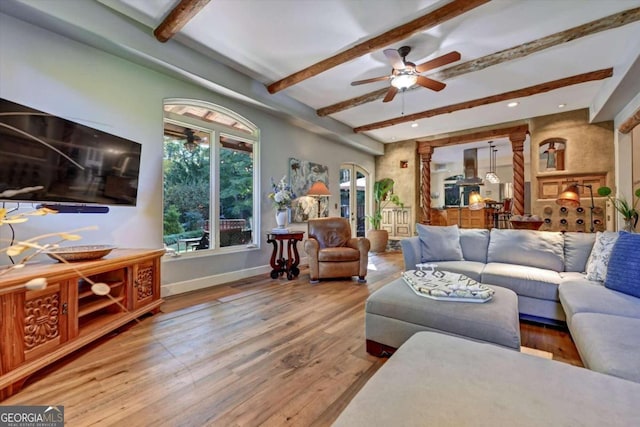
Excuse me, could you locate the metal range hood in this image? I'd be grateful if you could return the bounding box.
[456,148,484,186]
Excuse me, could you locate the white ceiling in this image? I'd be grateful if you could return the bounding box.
[3,0,639,156]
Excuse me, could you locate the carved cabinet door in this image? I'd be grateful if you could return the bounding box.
[21,282,69,363]
[131,260,159,310]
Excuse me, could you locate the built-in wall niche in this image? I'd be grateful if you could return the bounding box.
[537,173,607,200]
[539,138,566,173]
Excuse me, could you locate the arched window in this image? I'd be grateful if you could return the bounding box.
[163,99,259,254]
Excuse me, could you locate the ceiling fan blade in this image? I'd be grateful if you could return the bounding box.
[351,75,391,86]
[416,75,446,92]
[382,86,398,103]
[383,48,405,70]
[415,51,461,73]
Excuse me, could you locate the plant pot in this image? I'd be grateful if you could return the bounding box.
[368,229,389,253]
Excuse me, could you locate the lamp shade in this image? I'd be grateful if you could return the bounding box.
[556,184,581,208]
[307,181,331,196]
[468,191,486,210]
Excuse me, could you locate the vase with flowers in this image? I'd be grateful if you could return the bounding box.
[597,186,640,232]
[268,176,296,228]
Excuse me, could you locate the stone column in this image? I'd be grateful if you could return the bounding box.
[418,143,433,224]
[510,131,527,215]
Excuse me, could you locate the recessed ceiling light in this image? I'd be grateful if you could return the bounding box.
[390,137,397,141]
[558,103,566,108]
[411,122,419,128]
[507,102,519,108]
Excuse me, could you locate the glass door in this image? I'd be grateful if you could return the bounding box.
[340,164,368,237]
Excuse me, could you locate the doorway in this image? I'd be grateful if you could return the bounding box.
[340,164,368,237]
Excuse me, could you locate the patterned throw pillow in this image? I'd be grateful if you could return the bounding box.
[585,231,619,282]
[605,232,640,298]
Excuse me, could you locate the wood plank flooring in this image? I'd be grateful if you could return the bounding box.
[3,251,582,426]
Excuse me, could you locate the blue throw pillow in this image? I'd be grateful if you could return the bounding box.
[605,232,640,298]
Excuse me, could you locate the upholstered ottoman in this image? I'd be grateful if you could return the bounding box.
[365,276,521,355]
[334,332,640,427]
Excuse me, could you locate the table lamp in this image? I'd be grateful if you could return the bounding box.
[468,191,486,210]
[307,181,331,218]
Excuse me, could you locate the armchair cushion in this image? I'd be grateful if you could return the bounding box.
[318,247,360,262]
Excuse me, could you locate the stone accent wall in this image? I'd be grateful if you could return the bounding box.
[530,109,614,232]
[375,140,418,236]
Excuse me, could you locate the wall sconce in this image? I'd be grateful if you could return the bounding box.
[556,183,595,232]
[400,160,409,169]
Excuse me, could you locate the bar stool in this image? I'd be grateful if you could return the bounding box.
[496,198,512,228]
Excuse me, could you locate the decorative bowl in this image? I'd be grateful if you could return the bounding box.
[46,245,115,262]
[510,220,544,230]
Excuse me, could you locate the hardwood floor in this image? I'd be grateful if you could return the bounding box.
[3,251,582,425]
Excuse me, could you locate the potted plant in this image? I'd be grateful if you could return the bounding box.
[597,186,640,232]
[367,178,404,252]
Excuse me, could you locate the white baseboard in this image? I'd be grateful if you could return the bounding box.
[161,256,308,297]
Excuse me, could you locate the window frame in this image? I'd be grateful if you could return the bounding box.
[163,99,260,255]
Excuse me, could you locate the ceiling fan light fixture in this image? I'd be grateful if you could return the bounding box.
[391,72,418,90]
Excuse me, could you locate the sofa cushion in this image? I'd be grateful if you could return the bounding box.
[416,224,463,262]
[563,232,596,273]
[459,228,490,263]
[487,229,564,272]
[585,231,618,282]
[558,282,640,323]
[605,232,640,298]
[482,262,561,301]
[431,261,486,282]
[570,313,640,383]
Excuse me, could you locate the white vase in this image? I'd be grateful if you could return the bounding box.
[275,209,288,229]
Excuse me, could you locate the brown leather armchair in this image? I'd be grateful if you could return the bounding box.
[304,217,370,284]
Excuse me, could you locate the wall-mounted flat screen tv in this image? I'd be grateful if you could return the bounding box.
[0,98,141,206]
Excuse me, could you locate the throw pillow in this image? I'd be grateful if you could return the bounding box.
[416,224,464,263]
[605,232,640,298]
[585,231,619,282]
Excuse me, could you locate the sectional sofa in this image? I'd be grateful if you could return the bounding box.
[400,225,640,383]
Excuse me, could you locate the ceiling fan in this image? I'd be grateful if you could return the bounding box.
[351,46,461,103]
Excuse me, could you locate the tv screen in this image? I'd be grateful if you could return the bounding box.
[0,98,141,206]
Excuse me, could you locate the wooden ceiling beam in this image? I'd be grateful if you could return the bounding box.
[154,0,211,43]
[354,68,613,133]
[418,124,529,152]
[619,106,640,134]
[317,7,640,117]
[265,0,489,94]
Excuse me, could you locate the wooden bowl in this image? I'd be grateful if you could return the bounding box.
[46,245,115,262]
[510,220,544,230]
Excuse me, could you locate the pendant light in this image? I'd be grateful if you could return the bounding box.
[485,141,500,184]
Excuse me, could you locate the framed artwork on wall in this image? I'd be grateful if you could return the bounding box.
[289,158,329,222]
